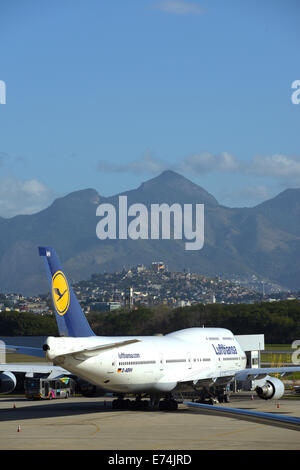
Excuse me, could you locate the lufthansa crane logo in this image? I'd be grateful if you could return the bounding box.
[52,271,70,316]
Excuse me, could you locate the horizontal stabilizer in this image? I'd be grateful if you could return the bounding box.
[52,339,141,360]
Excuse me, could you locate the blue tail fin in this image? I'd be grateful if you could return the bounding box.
[39,247,95,337]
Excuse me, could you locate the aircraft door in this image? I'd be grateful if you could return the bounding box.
[187,352,192,369]
[159,353,164,371]
[106,352,116,374]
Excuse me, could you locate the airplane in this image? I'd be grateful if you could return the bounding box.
[0,333,71,395]
[5,246,300,410]
[0,359,70,395]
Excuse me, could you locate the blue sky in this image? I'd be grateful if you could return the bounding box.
[0,0,299,216]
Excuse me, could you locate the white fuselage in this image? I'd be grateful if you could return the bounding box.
[45,327,247,394]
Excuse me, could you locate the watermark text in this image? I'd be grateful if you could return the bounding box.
[0,80,6,104]
[291,340,300,364]
[96,196,204,251]
[291,80,300,105]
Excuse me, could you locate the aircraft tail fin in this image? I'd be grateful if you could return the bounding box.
[39,247,95,337]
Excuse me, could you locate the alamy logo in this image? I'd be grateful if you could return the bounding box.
[96,196,204,251]
[0,80,6,104]
[0,341,5,363]
[291,80,300,105]
[291,340,300,364]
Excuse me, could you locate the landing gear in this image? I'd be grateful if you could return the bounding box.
[112,397,126,409]
[112,393,127,409]
[158,398,178,411]
[195,396,218,405]
[216,386,230,403]
[149,394,161,409]
[111,394,179,411]
[194,386,230,405]
[158,393,178,411]
[132,395,149,410]
[112,395,149,410]
[207,397,219,405]
[218,392,230,403]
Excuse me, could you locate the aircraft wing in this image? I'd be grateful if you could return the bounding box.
[174,365,300,385]
[234,366,300,381]
[0,363,69,376]
[161,366,216,385]
[5,345,45,358]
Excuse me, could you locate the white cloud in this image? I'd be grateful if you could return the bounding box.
[97,150,239,176]
[247,154,300,182]
[97,151,167,175]
[0,177,55,218]
[179,152,300,183]
[154,0,204,15]
[97,150,300,194]
[179,151,239,174]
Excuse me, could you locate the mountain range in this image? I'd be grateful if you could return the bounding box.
[1,170,300,295]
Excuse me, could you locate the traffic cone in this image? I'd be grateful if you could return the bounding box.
[277,402,280,409]
[17,425,21,432]
[251,394,254,400]
[13,403,16,409]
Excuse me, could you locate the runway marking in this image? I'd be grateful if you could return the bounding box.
[28,420,102,439]
[82,420,101,436]
[211,424,263,439]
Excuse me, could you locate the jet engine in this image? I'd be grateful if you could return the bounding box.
[255,376,285,400]
[0,371,17,394]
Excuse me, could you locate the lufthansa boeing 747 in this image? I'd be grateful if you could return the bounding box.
[6,247,300,411]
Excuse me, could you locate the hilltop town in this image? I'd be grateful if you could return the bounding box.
[1,262,295,316]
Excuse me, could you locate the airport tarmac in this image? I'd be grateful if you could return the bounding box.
[0,393,299,451]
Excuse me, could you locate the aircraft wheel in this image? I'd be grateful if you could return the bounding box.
[208,398,217,405]
[170,400,178,411]
[159,400,167,411]
[112,399,119,409]
[159,399,178,411]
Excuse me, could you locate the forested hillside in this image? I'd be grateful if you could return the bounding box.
[1,300,299,344]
